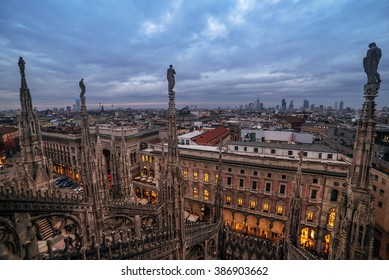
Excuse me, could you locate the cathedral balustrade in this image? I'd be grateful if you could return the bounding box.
[287,243,318,260]
[34,230,178,260]
[0,185,90,212]
[184,220,221,248]
[223,227,279,260]
[102,200,158,216]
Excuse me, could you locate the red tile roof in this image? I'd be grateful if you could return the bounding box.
[192,126,231,146]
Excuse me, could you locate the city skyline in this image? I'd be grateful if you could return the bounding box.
[0,0,388,110]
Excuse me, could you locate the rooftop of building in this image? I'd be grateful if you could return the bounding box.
[0,126,18,135]
[192,126,231,146]
[229,140,338,153]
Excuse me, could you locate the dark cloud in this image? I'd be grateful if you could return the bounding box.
[0,0,388,110]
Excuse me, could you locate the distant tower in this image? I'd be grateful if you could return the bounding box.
[75,98,81,111]
[255,96,260,110]
[281,99,287,110]
[289,100,294,109]
[303,99,309,109]
[160,65,185,259]
[334,101,339,110]
[339,100,344,111]
[329,44,381,260]
[16,57,52,191]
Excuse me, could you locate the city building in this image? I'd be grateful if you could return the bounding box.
[0,56,384,260]
[0,126,19,158]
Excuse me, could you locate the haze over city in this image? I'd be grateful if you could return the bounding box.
[0,0,388,110]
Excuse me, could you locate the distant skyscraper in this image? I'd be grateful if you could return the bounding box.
[281,99,286,110]
[76,98,81,111]
[66,106,71,112]
[303,99,309,109]
[255,96,260,110]
[310,103,315,110]
[335,101,339,110]
[339,100,344,111]
[289,100,294,109]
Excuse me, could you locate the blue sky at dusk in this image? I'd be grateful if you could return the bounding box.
[0,0,388,110]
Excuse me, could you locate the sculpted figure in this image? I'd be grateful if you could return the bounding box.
[18,57,25,75]
[363,42,382,84]
[167,65,176,92]
[79,78,85,97]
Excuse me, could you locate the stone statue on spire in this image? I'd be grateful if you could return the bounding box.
[79,78,85,97]
[363,42,382,84]
[18,57,25,77]
[167,64,176,93]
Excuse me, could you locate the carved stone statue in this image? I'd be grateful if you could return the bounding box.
[363,42,382,84]
[167,65,176,93]
[18,57,25,76]
[79,78,85,97]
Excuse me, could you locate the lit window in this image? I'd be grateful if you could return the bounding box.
[203,190,209,201]
[215,174,219,183]
[193,188,198,198]
[307,211,314,222]
[204,164,208,168]
[141,155,145,162]
[226,195,231,205]
[193,171,198,180]
[277,205,283,215]
[249,200,256,210]
[238,197,243,207]
[328,208,336,227]
[263,201,269,212]
[183,169,187,179]
[204,173,209,182]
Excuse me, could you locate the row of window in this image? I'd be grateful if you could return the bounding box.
[233,146,334,159]
[141,155,154,163]
[225,195,284,214]
[185,169,339,201]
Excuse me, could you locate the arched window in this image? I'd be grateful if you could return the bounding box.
[277,205,284,215]
[193,187,198,198]
[237,197,243,207]
[328,208,336,227]
[263,201,270,212]
[307,211,314,222]
[203,190,209,201]
[204,173,209,183]
[330,189,338,201]
[225,194,231,205]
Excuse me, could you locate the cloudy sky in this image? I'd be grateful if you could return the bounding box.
[0,0,388,110]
